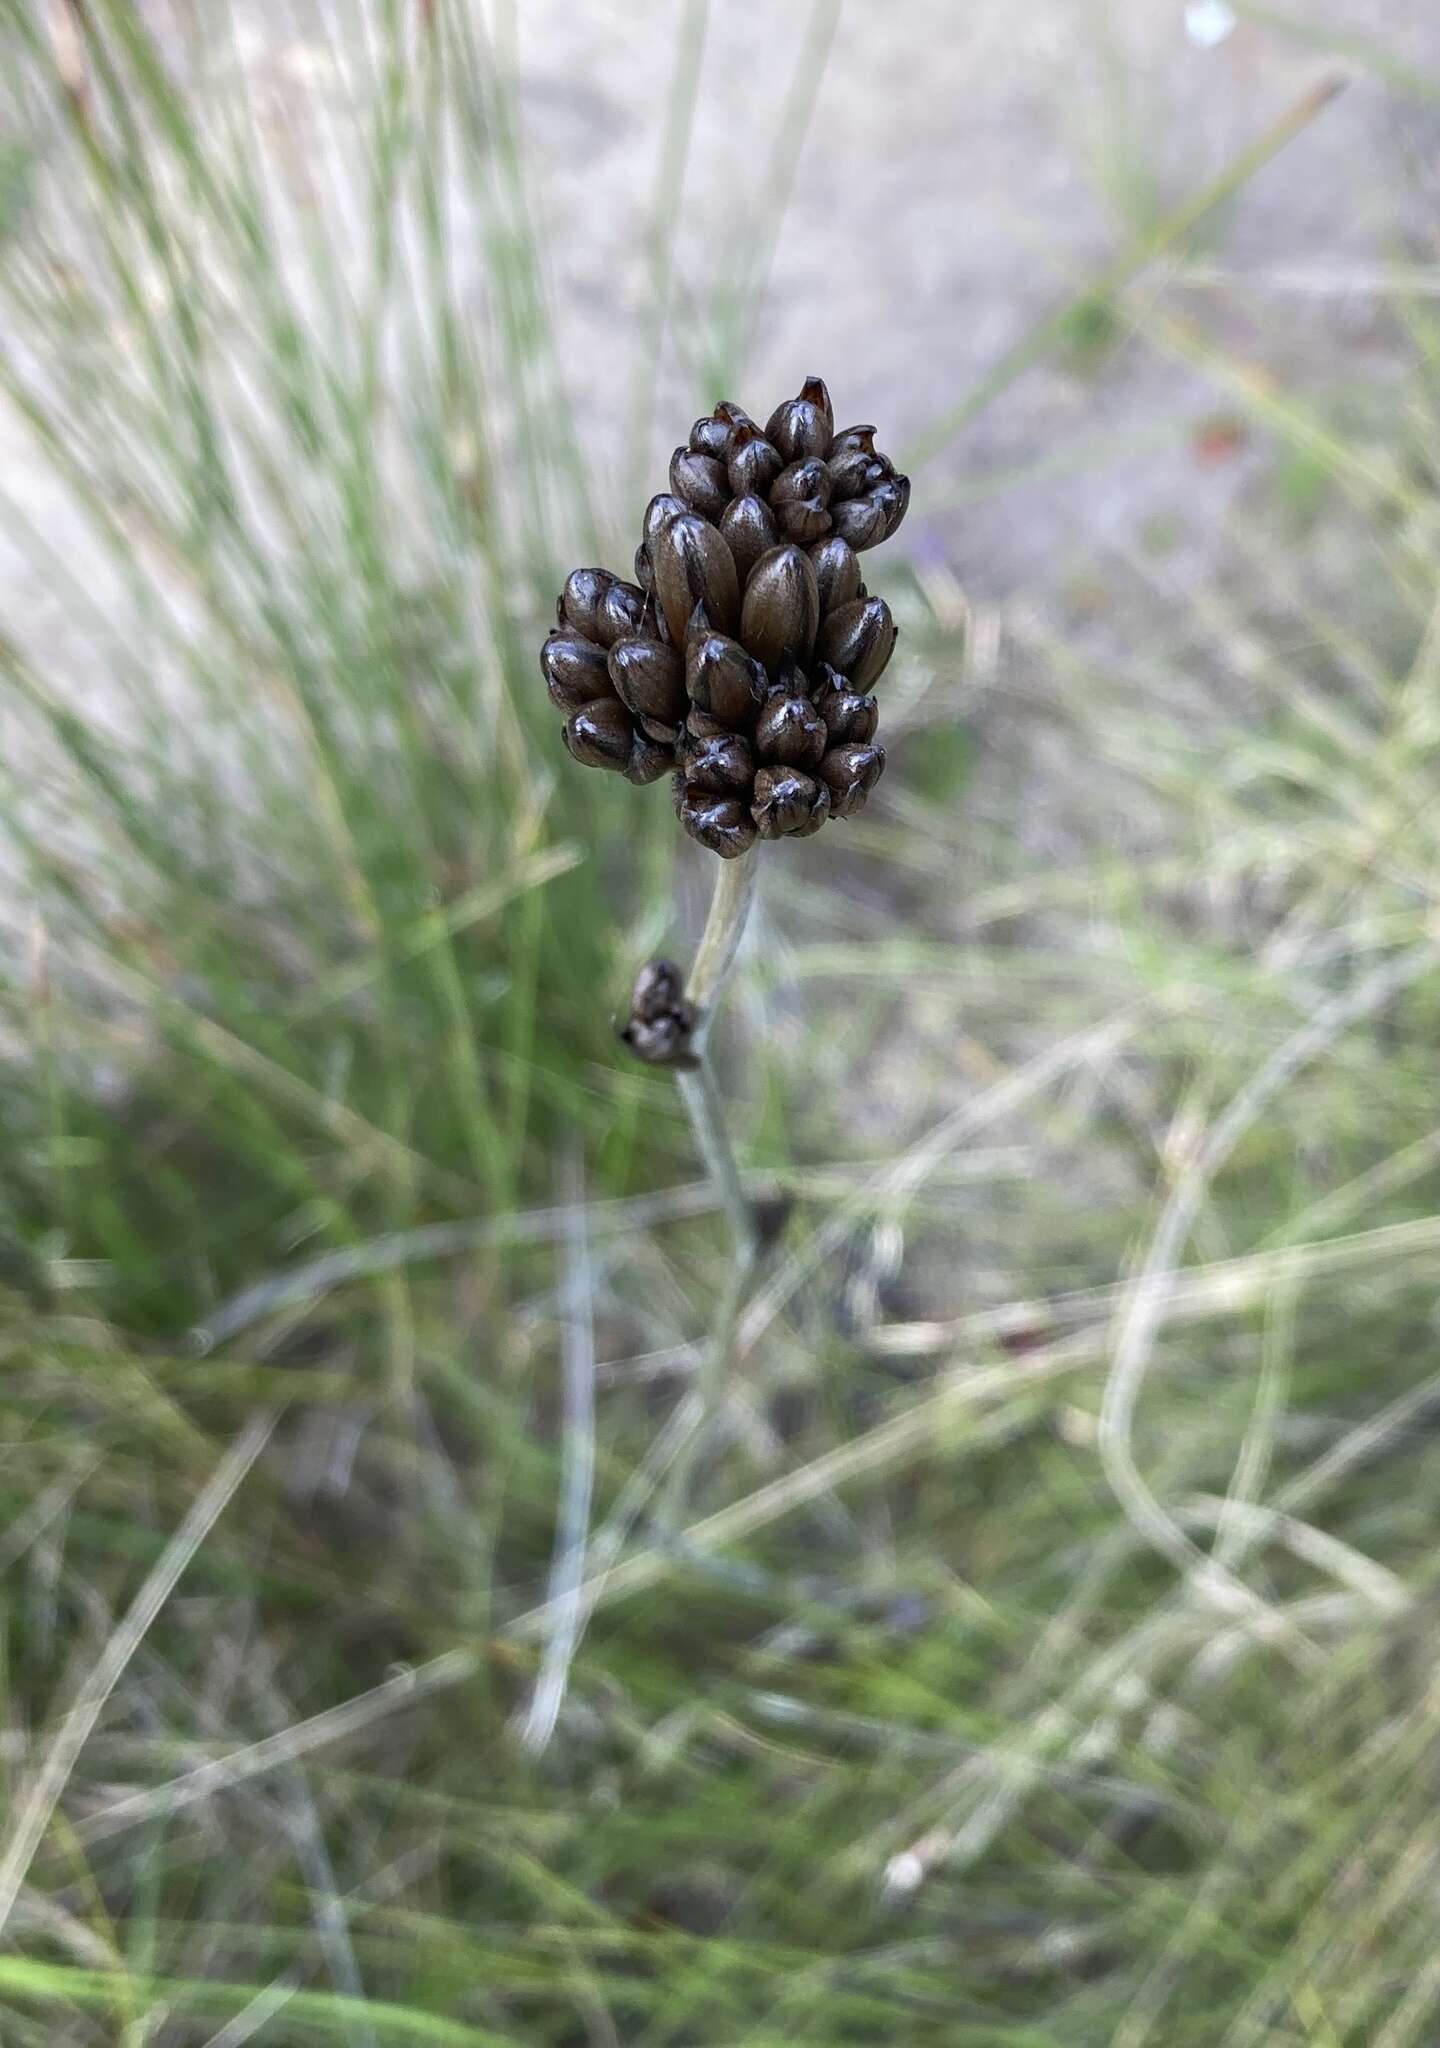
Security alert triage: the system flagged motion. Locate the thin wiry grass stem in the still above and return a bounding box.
[676,1060,754,1269]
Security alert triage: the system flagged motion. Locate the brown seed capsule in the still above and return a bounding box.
[684,704,731,740]
[718,494,779,586]
[713,400,754,430]
[563,696,635,773]
[633,541,654,592]
[827,424,878,460]
[740,544,819,669]
[754,674,828,768]
[689,414,734,461]
[809,535,863,618]
[652,514,740,643]
[826,449,887,502]
[608,636,686,726]
[669,447,731,523]
[751,766,830,839]
[686,628,766,727]
[770,458,832,543]
[775,496,832,544]
[625,733,675,786]
[681,729,755,794]
[797,374,834,429]
[595,579,649,647]
[558,566,615,637]
[830,493,890,551]
[765,392,832,464]
[542,631,615,714]
[620,957,698,1069]
[770,457,831,510]
[643,492,689,548]
[726,422,784,500]
[677,787,758,860]
[880,473,911,538]
[811,664,879,744]
[816,596,896,689]
[818,741,886,818]
[683,598,714,648]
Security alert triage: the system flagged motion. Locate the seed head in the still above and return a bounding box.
[544,377,911,852]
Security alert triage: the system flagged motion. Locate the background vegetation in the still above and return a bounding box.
[4,2,1440,2041]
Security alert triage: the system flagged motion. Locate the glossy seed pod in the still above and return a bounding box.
[740,545,820,669]
[643,492,688,547]
[681,729,755,794]
[542,631,615,714]
[563,696,635,772]
[594,579,648,647]
[608,636,686,726]
[686,628,766,727]
[827,449,888,501]
[830,493,890,551]
[689,414,734,461]
[766,392,831,463]
[816,596,896,690]
[669,447,731,522]
[652,514,740,643]
[809,535,863,617]
[683,599,716,648]
[770,455,833,543]
[754,664,828,768]
[775,495,831,544]
[684,704,732,740]
[558,566,615,637]
[718,494,779,585]
[751,766,830,839]
[798,374,833,423]
[880,473,911,538]
[626,733,677,785]
[811,664,879,744]
[827,424,878,460]
[726,422,784,500]
[620,956,698,1068]
[770,456,831,510]
[676,786,758,859]
[818,741,886,818]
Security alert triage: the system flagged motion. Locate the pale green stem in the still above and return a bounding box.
[678,846,762,1259]
[660,848,762,1527]
[687,848,762,1038]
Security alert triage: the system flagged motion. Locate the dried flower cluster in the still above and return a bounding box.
[541,377,908,857]
[617,957,698,1069]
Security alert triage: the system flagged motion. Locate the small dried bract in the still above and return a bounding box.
[542,377,909,855]
[618,957,699,1069]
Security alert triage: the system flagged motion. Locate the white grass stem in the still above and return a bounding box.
[520,1144,597,1754]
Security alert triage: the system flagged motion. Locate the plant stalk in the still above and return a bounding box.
[686,849,762,1047]
[661,848,762,1527]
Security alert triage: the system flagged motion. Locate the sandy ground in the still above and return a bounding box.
[517,0,1440,595]
[3,1,1440,718]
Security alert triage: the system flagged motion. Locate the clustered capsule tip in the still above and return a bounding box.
[541,376,908,855]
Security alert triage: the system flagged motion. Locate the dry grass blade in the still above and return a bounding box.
[1098,942,1436,1592]
[0,1410,276,1937]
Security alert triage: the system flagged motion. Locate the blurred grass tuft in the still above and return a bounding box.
[4,2,1440,2043]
